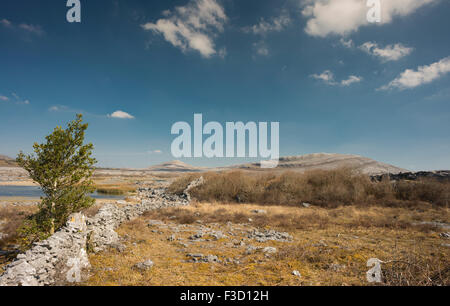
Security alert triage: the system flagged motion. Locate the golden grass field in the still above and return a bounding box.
[84,202,449,286]
[1,168,449,286]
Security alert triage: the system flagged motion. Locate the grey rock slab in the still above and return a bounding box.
[133,260,154,271]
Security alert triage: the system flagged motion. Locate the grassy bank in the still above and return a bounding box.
[169,169,449,208]
[95,185,136,196]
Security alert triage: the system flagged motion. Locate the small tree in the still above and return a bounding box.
[17,114,96,243]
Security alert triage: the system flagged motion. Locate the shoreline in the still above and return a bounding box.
[0,181,38,187]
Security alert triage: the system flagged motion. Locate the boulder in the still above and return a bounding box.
[133,260,154,271]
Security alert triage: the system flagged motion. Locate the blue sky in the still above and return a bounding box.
[0,0,449,170]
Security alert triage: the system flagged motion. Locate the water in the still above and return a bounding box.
[0,185,125,200]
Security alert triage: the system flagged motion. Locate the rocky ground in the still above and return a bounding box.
[0,167,34,186]
[84,201,449,286]
[1,176,449,286]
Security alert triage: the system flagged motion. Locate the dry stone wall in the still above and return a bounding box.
[0,178,203,286]
[371,171,450,182]
[0,213,89,286]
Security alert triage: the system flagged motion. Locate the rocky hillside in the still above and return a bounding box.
[0,155,17,167]
[146,160,205,172]
[0,153,408,175]
[230,153,407,176]
[372,170,450,182]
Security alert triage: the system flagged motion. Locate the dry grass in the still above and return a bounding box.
[95,184,136,196]
[144,202,448,232]
[0,160,18,167]
[0,205,37,249]
[84,203,449,286]
[382,253,449,286]
[169,169,450,208]
[0,205,38,272]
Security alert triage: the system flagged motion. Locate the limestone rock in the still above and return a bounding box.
[133,260,154,271]
[263,247,277,255]
[1,184,195,286]
[440,232,450,239]
[252,209,267,214]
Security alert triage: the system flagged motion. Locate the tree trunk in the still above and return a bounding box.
[50,182,57,235]
[50,218,55,235]
[50,199,55,235]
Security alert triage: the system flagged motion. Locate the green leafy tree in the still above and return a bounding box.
[17,114,96,243]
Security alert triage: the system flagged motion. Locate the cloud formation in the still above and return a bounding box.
[147,150,163,154]
[380,56,450,90]
[243,12,291,35]
[311,70,335,85]
[339,38,354,48]
[1,93,30,105]
[311,70,362,86]
[253,41,269,57]
[0,19,12,28]
[0,18,44,36]
[11,93,30,105]
[141,0,227,58]
[49,105,70,112]
[341,75,363,86]
[360,42,413,61]
[108,110,135,119]
[243,12,291,58]
[302,0,438,37]
[18,23,45,36]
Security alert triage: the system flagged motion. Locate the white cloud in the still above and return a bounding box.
[218,47,227,59]
[339,38,354,48]
[253,41,270,57]
[49,105,68,112]
[141,0,227,58]
[18,23,44,36]
[7,92,30,105]
[0,95,9,101]
[0,19,12,28]
[16,99,30,105]
[360,42,413,61]
[380,56,450,90]
[108,110,135,119]
[311,70,362,86]
[302,0,438,37]
[244,12,291,59]
[148,150,163,154]
[0,19,45,36]
[243,12,291,35]
[341,75,362,86]
[311,70,336,85]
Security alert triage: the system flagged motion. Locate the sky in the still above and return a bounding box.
[0,0,449,170]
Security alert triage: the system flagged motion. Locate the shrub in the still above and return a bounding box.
[16,114,96,246]
[169,168,449,208]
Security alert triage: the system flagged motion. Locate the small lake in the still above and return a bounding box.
[0,185,125,200]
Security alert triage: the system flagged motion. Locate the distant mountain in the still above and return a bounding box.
[145,154,407,175]
[227,153,407,176]
[0,155,18,167]
[1,153,407,175]
[146,160,206,172]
